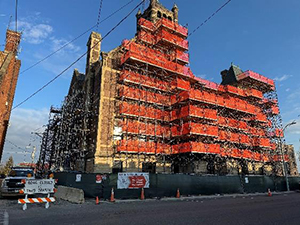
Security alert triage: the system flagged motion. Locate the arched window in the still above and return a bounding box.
[163,14,167,18]
[157,11,162,18]
[168,16,172,21]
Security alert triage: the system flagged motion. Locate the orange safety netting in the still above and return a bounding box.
[171,142,220,154]
[170,105,217,120]
[121,41,194,78]
[154,18,188,37]
[251,113,267,123]
[273,155,289,162]
[138,17,188,37]
[120,70,169,92]
[138,18,156,32]
[171,77,190,90]
[119,85,170,106]
[245,88,263,99]
[249,127,266,136]
[156,28,189,50]
[251,137,271,148]
[172,49,189,64]
[137,30,156,45]
[121,120,170,138]
[237,70,275,87]
[119,102,170,121]
[117,140,170,154]
[218,116,248,131]
[171,122,218,137]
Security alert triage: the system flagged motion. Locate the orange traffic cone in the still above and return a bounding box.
[268,188,272,197]
[176,188,180,198]
[96,196,99,204]
[140,188,145,200]
[110,188,115,202]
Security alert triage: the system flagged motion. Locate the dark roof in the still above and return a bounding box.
[221,63,243,85]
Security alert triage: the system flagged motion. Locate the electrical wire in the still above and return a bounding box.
[19,0,135,75]
[11,0,145,111]
[15,0,18,31]
[96,0,104,31]
[188,0,232,37]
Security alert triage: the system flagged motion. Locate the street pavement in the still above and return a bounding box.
[1,192,300,225]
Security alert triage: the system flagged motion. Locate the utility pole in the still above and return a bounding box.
[279,121,296,192]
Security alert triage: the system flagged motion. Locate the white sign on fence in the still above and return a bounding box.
[24,179,55,195]
[117,172,149,189]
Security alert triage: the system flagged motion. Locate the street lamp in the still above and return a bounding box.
[280,121,296,192]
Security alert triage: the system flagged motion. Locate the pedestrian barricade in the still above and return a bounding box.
[18,178,57,210]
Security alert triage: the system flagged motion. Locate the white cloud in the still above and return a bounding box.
[17,21,53,44]
[287,88,300,100]
[50,37,81,55]
[274,74,292,82]
[286,88,290,92]
[0,14,6,17]
[2,108,49,164]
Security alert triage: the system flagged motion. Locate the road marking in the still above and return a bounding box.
[0,210,9,225]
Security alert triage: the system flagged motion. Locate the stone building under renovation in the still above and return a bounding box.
[38,0,297,176]
[0,29,21,162]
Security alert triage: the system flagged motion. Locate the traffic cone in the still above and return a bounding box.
[110,188,115,202]
[96,196,99,204]
[268,188,272,197]
[140,188,145,200]
[176,188,180,198]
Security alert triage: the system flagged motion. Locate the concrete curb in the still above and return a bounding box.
[54,185,85,204]
[86,191,296,204]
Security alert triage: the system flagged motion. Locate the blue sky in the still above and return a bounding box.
[0,0,299,166]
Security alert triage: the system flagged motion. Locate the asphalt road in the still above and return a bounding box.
[1,193,300,225]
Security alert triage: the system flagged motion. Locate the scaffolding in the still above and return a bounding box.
[38,11,290,176]
[114,17,288,175]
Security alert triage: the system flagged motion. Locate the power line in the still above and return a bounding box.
[96,0,104,30]
[6,139,30,152]
[11,0,145,111]
[19,0,135,75]
[188,0,232,37]
[15,0,18,31]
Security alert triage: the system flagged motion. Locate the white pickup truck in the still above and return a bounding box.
[0,167,35,197]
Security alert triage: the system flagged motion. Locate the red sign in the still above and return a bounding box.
[96,175,102,183]
[128,176,146,188]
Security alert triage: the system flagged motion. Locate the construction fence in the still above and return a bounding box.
[54,172,300,199]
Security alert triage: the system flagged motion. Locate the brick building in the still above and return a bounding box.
[0,29,21,162]
[39,0,296,176]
